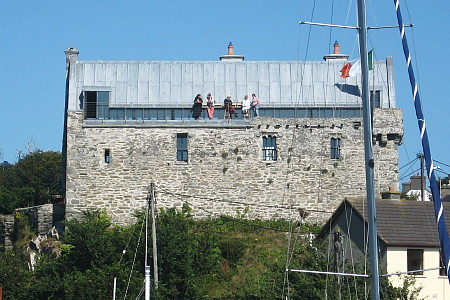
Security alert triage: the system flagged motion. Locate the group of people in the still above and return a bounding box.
[191,93,260,120]
[241,94,260,118]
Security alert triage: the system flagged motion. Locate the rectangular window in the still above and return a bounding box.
[177,133,188,162]
[262,136,277,161]
[84,91,109,119]
[407,249,424,275]
[104,149,110,164]
[330,138,341,159]
[370,90,381,109]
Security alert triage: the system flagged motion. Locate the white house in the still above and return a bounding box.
[318,196,450,299]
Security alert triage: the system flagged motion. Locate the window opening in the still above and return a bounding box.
[84,91,109,119]
[330,137,341,159]
[104,149,111,164]
[177,133,188,162]
[262,136,277,161]
[370,90,381,109]
[407,249,424,275]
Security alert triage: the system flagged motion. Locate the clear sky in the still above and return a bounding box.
[0,0,449,185]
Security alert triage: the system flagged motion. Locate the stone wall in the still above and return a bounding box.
[0,215,14,251]
[65,109,402,225]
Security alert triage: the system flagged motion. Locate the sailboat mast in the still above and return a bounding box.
[145,187,151,300]
[356,0,381,299]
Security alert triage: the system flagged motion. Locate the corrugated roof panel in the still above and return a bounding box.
[246,63,259,82]
[94,63,107,86]
[235,64,247,84]
[180,79,192,104]
[269,81,281,105]
[117,63,128,83]
[83,63,95,86]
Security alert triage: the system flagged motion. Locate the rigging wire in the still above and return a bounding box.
[434,160,450,170]
[399,156,418,170]
[399,167,420,181]
[343,202,361,298]
[123,215,145,300]
[282,126,300,300]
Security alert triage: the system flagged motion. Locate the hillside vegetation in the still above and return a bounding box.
[0,206,421,299]
[0,150,421,299]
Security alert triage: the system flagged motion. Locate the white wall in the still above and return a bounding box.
[387,246,448,300]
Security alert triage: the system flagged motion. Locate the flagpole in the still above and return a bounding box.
[356,0,381,299]
[372,50,375,110]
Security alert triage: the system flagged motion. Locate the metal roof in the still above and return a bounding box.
[69,58,396,109]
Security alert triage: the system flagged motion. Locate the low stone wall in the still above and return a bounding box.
[0,215,14,251]
[0,204,65,250]
[15,204,65,235]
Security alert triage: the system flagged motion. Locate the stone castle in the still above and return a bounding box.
[63,43,403,225]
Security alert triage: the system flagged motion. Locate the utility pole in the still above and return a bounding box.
[150,183,159,289]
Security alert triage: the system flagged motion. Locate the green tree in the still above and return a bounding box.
[0,150,62,213]
[0,251,34,299]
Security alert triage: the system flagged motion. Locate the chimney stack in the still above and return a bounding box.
[228,42,234,55]
[381,186,401,201]
[333,41,340,54]
[220,42,244,61]
[323,41,349,61]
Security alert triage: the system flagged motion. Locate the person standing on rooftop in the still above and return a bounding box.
[251,94,260,117]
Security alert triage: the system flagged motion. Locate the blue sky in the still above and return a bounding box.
[0,0,449,184]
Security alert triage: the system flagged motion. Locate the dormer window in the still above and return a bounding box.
[84,90,110,119]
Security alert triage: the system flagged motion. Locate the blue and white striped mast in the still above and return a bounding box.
[393,0,450,281]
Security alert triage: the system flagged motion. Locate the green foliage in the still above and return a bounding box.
[12,211,37,248]
[62,210,119,271]
[154,207,221,299]
[0,186,34,214]
[381,276,425,300]
[1,207,422,299]
[0,251,33,299]
[0,150,62,213]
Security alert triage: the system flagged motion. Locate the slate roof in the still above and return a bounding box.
[320,198,450,247]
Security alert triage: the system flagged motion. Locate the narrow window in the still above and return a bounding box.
[331,138,341,159]
[84,91,109,119]
[262,136,277,161]
[104,149,110,164]
[407,249,424,275]
[177,133,188,162]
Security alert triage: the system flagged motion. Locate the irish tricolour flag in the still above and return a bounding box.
[340,50,374,78]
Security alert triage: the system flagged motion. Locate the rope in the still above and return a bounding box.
[123,215,145,300]
[393,0,450,282]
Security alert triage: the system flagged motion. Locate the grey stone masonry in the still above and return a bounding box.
[65,108,402,225]
[15,204,65,235]
[0,215,14,251]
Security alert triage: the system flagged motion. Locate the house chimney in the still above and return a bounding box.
[65,47,79,61]
[441,184,450,202]
[381,186,401,200]
[228,42,234,55]
[323,41,349,61]
[220,42,244,61]
[333,41,340,54]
